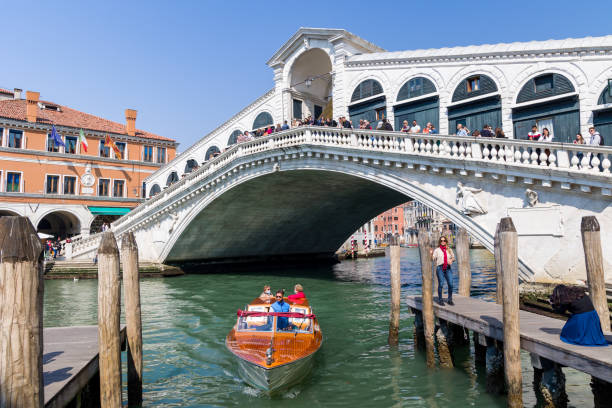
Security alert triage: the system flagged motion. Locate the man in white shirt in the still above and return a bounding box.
[409,120,421,133]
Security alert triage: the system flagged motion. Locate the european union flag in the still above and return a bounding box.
[51,125,65,148]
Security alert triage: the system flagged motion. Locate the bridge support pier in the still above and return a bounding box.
[450,322,469,346]
[591,377,612,408]
[485,336,505,394]
[473,332,486,367]
[532,354,567,408]
[411,308,425,351]
[435,319,454,368]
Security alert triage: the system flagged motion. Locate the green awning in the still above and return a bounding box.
[88,206,132,216]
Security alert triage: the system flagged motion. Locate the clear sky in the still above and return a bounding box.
[1,0,611,151]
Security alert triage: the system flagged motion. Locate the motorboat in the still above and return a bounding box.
[225,295,322,392]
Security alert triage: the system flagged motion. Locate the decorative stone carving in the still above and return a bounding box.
[525,189,539,207]
[273,163,280,172]
[81,164,95,187]
[168,211,179,234]
[456,182,487,215]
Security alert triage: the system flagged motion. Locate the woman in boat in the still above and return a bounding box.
[550,285,609,346]
[259,285,274,300]
[288,284,305,302]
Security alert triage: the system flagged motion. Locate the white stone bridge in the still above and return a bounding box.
[69,127,612,282]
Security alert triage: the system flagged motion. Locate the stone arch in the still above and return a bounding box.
[36,209,81,238]
[287,47,333,103]
[348,72,391,103]
[284,46,333,89]
[586,65,612,108]
[509,64,585,106]
[184,158,199,174]
[227,129,242,146]
[394,71,443,102]
[0,208,22,217]
[166,171,179,186]
[157,160,533,280]
[149,183,161,197]
[442,65,508,106]
[252,112,274,130]
[204,145,221,161]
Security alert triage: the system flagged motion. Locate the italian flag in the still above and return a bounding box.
[79,129,88,153]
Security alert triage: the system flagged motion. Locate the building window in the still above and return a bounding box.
[157,147,166,164]
[8,130,23,148]
[467,76,480,93]
[115,142,126,160]
[143,145,153,162]
[113,180,125,197]
[98,178,110,196]
[375,107,385,120]
[409,77,423,93]
[6,172,21,192]
[99,140,110,158]
[47,134,61,152]
[65,136,78,154]
[46,175,60,194]
[0,128,3,146]
[534,74,554,93]
[64,176,76,195]
[292,99,303,120]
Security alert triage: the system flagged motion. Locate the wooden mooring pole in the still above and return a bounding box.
[388,238,401,346]
[580,216,610,332]
[417,228,435,367]
[0,216,44,408]
[456,228,471,297]
[494,223,503,305]
[98,231,122,407]
[122,232,143,406]
[499,217,522,408]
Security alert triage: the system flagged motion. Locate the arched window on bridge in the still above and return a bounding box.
[228,129,242,146]
[252,112,273,131]
[205,146,220,161]
[184,159,198,174]
[594,83,612,140]
[166,171,179,187]
[512,73,578,143]
[394,77,438,131]
[349,79,386,126]
[149,184,161,197]
[448,74,501,136]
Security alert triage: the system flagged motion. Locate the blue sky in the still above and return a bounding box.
[1,0,611,150]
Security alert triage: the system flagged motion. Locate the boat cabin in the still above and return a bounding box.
[237,297,314,334]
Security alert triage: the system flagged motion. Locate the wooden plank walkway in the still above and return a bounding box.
[43,325,126,408]
[406,295,612,382]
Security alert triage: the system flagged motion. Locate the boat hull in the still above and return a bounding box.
[236,353,315,392]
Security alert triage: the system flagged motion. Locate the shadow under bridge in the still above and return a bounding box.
[165,170,408,263]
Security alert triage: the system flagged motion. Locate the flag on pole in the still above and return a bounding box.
[51,125,65,148]
[104,134,122,160]
[78,129,88,153]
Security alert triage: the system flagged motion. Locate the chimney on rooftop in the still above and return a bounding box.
[13,88,22,100]
[26,91,40,123]
[125,109,137,136]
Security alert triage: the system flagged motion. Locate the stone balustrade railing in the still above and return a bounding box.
[69,126,612,259]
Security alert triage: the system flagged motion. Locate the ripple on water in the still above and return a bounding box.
[44,249,594,407]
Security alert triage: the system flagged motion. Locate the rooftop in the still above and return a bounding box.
[0,98,175,142]
[348,35,612,63]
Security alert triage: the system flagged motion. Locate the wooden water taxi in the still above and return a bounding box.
[225,296,322,392]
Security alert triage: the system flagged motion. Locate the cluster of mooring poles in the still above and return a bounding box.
[386,216,611,408]
[0,216,143,407]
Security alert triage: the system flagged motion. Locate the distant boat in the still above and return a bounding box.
[225,296,322,392]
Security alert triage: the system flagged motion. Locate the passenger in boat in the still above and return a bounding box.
[288,284,305,302]
[431,236,455,306]
[550,285,610,346]
[272,290,290,330]
[259,285,274,300]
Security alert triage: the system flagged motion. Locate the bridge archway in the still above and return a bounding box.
[205,146,221,161]
[37,210,81,239]
[288,48,333,120]
[184,159,199,174]
[149,183,161,197]
[349,79,386,126]
[228,130,242,146]
[0,209,20,218]
[394,76,439,131]
[448,73,501,133]
[166,171,179,186]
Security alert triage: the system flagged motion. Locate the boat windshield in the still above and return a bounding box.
[236,315,273,332]
[278,315,313,334]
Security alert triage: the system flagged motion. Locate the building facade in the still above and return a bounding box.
[144,28,612,193]
[0,89,177,237]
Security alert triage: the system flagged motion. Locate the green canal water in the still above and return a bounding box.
[44,248,593,407]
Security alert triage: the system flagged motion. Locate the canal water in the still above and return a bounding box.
[44,248,593,407]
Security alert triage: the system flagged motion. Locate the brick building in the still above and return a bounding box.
[0,88,177,237]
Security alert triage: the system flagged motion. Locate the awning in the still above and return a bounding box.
[88,206,132,216]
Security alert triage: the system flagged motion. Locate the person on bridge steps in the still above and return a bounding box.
[431,237,455,306]
[550,285,610,346]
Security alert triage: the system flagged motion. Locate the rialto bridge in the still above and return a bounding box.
[68,126,612,283]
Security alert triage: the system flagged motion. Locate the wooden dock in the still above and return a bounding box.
[406,295,612,382]
[43,325,126,407]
